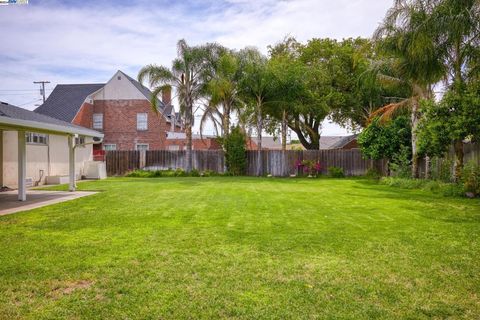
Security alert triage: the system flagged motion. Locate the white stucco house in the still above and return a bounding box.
[0,101,104,201]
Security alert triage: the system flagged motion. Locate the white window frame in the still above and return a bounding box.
[75,135,86,147]
[93,113,103,130]
[136,143,149,151]
[103,144,117,151]
[26,132,48,145]
[137,113,148,131]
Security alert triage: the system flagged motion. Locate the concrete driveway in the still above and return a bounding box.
[0,190,97,216]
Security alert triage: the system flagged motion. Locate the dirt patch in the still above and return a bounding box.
[50,280,94,298]
[0,186,13,192]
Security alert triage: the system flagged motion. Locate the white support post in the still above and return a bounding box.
[17,131,26,201]
[68,135,76,192]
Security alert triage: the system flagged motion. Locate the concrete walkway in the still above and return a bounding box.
[0,190,97,216]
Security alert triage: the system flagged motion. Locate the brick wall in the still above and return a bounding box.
[165,137,222,150]
[90,100,170,150]
[72,102,94,127]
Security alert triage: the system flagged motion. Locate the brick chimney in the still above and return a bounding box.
[162,86,172,106]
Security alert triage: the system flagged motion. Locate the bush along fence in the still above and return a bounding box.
[106,149,386,177]
[417,143,480,180]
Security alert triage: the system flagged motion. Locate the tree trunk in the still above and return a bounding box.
[281,110,287,151]
[185,125,193,172]
[424,155,430,179]
[411,99,420,178]
[453,139,464,182]
[256,101,263,177]
[223,103,231,137]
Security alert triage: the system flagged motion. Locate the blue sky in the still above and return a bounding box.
[0,0,393,135]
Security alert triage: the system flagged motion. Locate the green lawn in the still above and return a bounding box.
[1,177,479,319]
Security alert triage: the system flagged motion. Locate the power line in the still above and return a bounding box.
[33,81,50,103]
[0,89,53,92]
[17,98,43,107]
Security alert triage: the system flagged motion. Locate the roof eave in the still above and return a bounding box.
[0,116,104,138]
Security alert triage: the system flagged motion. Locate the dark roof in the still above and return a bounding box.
[0,101,102,135]
[34,70,177,124]
[319,136,344,149]
[330,134,358,149]
[34,83,104,122]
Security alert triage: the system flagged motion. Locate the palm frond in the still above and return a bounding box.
[368,98,412,123]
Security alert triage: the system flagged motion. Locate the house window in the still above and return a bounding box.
[103,144,117,151]
[75,135,86,146]
[136,143,149,151]
[26,132,48,145]
[93,113,103,129]
[168,145,180,151]
[137,113,148,131]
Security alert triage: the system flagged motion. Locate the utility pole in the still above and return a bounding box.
[33,81,50,103]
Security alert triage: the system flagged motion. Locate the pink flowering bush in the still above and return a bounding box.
[296,159,322,177]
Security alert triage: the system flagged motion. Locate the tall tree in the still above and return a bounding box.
[138,39,212,171]
[373,0,445,178]
[201,51,243,138]
[237,48,273,176]
[433,0,480,178]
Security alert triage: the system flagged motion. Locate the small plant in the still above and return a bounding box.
[462,161,480,198]
[389,145,411,178]
[301,160,322,177]
[152,170,162,177]
[295,159,321,177]
[365,168,381,180]
[202,170,215,177]
[223,126,247,176]
[190,169,200,177]
[328,166,344,178]
[430,157,453,182]
[174,168,186,177]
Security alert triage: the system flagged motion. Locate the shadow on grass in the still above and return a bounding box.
[351,180,480,223]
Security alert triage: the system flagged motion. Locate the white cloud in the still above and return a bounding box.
[0,0,392,135]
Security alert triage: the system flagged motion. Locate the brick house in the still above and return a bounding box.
[35,70,182,154]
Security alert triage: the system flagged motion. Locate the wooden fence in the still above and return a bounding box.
[418,143,480,178]
[106,149,385,177]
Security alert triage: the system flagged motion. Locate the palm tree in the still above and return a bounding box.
[237,48,272,176]
[434,0,480,179]
[138,39,211,172]
[372,0,445,178]
[201,52,243,138]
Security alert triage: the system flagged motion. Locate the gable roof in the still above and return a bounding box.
[34,70,182,127]
[119,71,166,110]
[0,101,103,137]
[320,135,358,149]
[34,83,104,122]
[330,134,358,149]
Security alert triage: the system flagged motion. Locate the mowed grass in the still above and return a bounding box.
[1,177,480,319]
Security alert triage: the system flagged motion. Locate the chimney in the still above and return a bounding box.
[162,86,172,106]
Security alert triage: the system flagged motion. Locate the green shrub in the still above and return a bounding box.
[328,166,345,178]
[125,169,224,178]
[125,170,154,178]
[462,161,480,197]
[190,169,200,177]
[379,177,464,197]
[174,168,186,177]
[430,158,453,183]
[223,126,246,176]
[202,170,212,177]
[365,168,381,180]
[389,145,411,178]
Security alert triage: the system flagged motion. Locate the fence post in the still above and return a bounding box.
[139,150,146,169]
